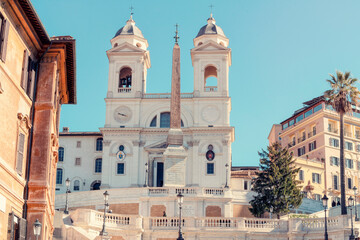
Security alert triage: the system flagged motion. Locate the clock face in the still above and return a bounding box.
[114,106,132,123]
[201,105,220,123]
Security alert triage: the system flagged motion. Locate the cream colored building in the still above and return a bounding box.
[269,96,360,207]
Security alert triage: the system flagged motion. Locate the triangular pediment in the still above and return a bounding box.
[107,42,145,54]
[192,41,228,52]
[144,140,168,150]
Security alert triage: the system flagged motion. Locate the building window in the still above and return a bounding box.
[329,138,339,147]
[289,119,294,126]
[73,180,80,191]
[297,146,305,156]
[333,175,338,190]
[16,133,25,175]
[309,141,316,151]
[244,180,248,190]
[330,156,339,166]
[150,116,157,127]
[151,112,184,128]
[313,104,322,113]
[348,178,353,189]
[299,170,304,181]
[96,138,103,151]
[356,144,360,152]
[282,122,288,130]
[0,13,9,61]
[58,147,64,162]
[312,173,321,184]
[56,168,63,184]
[75,158,81,166]
[95,158,102,173]
[204,65,218,92]
[345,142,353,151]
[207,163,214,174]
[117,163,125,174]
[358,161,360,171]
[313,194,321,201]
[76,141,81,148]
[119,67,132,89]
[304,109,313,118]
[346,159,354,169]
[296,114,304,123]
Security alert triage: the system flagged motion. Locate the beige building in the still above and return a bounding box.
[0,0,76,239]
[269,96,360,207]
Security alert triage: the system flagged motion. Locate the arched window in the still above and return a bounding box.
[56,168,63,184]
[119,67,132,91]
[90,180,101,190]
[96,138,103,151]
[95,158,102,173]
[58,147,64,162]
[204,65,218,92]
[73,180,80,191]
[150,112,184,128]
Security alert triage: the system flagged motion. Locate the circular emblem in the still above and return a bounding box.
[206,150,215,161]
[208,144,213,150]
[119,145,125,151]
[116,151,126,160]
[201,105,220,123]
[114,106,132,123]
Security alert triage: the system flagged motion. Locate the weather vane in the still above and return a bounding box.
[174,23,179,44]
[130,5,134,16]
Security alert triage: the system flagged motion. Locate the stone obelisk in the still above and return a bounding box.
[163,25,187,187]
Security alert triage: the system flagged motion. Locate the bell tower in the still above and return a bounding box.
[191,14,231,97]
[106,15,151,99]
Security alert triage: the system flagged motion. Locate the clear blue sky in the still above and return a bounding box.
[32,0,360,167]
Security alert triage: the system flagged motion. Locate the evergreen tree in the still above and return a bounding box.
[249,142,302,219]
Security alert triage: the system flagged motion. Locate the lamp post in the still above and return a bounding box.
[353,186,359,221]
[144,162,148,187]
[269,206,273,219]
[224,163,229,188]
[64,178,70,214]
[322,195,328,240]
[177,192,184,240]
[99,191,109,236]
[349,196,355,240]
[33,219,42,240]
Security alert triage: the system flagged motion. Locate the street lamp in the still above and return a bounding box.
[144,162,148,187]
[33,219,42,240]
[322,195,328,240]
[177,192,184,240]
[349,196,355,240]
[353,186,359,221]
[99,191,109,236]
[64,178,70,214]
[224,163,229,188]
[269,206,273,219]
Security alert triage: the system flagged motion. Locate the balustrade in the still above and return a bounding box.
[118,87,131,93]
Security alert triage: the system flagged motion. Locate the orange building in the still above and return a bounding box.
[269,96,360,207]
[0,0,76,239]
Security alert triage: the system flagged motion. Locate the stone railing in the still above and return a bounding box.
[143,93,193,99]
[118,87,131,93]
[147,187,225,197]
[204,86,217,92]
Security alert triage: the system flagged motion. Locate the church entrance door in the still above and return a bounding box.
[156,162,164,187]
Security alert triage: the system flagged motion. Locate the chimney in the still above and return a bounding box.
[62,127,69,132]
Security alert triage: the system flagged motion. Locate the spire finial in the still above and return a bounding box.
[129,5,134,19]
[209,4,214,17]
[174,23,179,44]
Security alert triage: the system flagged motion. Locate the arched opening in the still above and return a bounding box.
[119,67,132,92]
[204,65,218,92]
[96,138,103,151]
[219,42,225,46]
[150,112,184,128]
[198,42,203,46]
[73,180,80,191]
[136,42,142,48]
[90,180,101,190]
[114,43,118,48]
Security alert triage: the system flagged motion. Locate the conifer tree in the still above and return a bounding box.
[249,142,302,219]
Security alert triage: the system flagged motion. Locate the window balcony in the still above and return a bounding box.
[345,131,352,138]
[355,134,360,140]
[288,141,296,148]
[308,131,316,138]
[328,127,338,134]
[298,136,306,144]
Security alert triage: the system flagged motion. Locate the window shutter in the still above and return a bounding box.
[314,141,316,149]
[20,51,29,90]
[297,148,300,156]
[319,175,321,184]
[312,173,315,183]
[329,138,332,146]
[19,218,27,240]
[0,19,10,62]
[27,61,36,99]
[330,157,333,166]
[7,212,14,240]
[16,133,25,175]
[308,143,311,151]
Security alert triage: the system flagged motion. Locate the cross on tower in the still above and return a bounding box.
[129,5,134,16]
[174,23,179,44]
[209,4,214,16]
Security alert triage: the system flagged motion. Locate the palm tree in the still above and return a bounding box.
[325,71,360,215]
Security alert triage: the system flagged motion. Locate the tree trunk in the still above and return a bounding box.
[340,112,347,215]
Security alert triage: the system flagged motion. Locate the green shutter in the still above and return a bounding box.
[0,19,9,62]
[16,133,25,175]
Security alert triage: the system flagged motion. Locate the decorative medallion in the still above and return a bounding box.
[116,150,126,161]
[206,150,215,161]
[201,105,220,123]
[114,106,132,123]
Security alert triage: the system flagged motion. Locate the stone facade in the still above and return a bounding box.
[0,1,76,239]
